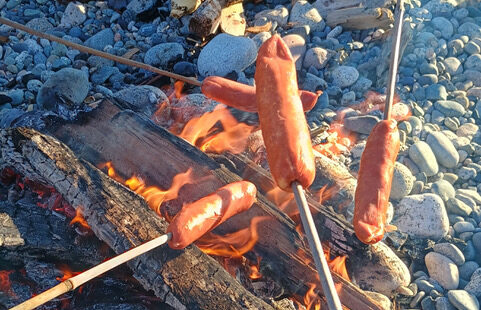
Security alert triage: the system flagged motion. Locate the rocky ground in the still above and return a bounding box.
[2,0,481,309]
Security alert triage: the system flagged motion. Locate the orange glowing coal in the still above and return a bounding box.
[173,81,184,99]
[70,207,90,230]
[248,257,262,280]
[56,264,81,282]
[177,106,254,154]
[99,162,194,217]
[195,216,267,258]
[313,122,355,158]
[0,270,15,297]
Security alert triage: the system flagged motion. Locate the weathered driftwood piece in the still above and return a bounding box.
[326,7,394,30]
[0,128,274,310]
[41,99,407,308]
[313,0,393,17]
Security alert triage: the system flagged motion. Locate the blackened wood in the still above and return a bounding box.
[0,127,274,310]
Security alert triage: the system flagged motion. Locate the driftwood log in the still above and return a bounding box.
[326,7,394,30]
[0,127,274,310]
[35,99,407,307]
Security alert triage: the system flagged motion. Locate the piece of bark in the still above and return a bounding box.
[0,128,275,310]
[220,2,246,36]
[326,7,394,30]
[171,0,203,18]
[41,99,405,308]
[189,0,243,37]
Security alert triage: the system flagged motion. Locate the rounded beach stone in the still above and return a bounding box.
[425,252,459,290]
[409,141,439,176]
[390,162,415,200]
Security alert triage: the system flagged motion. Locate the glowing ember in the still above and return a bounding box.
[177,106,254,154]
[173,81,184,99]
[195,216,267,258]
[304,283,321,310]
[248,257,262,280]
[313,122,354,158]
[100,163,194,217]
[70,207,91,230]
[0,270,15,297]
[56,264,81,282]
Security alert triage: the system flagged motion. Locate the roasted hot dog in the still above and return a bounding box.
[167,180,257,249]
[202,76,321,112]
[254,35,316,191]
[353,119,400,244]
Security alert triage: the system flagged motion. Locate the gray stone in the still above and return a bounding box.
[465,42,481,55]
[426,84,448,101]
[37,68,89,110]
[114,86,168,115]
[25,18,53,32]
[457,123,479,140]
[421,63,439,75]
[392,194,449,240]
[144,43,184,69]
[464,70,481,87]
[289,0,325,32]
[472,232,481,253]
[252,32,271,50]
[60,2,87,27]
[444,57,464,75]
[26,79,42,93]
[460,262,479,280]
[91,66,118,85]
[343,115,379,135]
[332,66,359,88]
[458,167,477,180]
[254,7,289,27]
[422,0,457,15]
[303,47,332,70]
[84,28,114,51]
[126,0,156,14]
[456,189,481,204]
[432,17,454,39]
[435,100,466,117]
[447,290,479,310]
[433,243,465,266]
[391,162,415,200]
[459,22,481,38]
[432,180,456,202]
[409,141,439,176]
[198,34,257,77]
[301,73,327,92]
[468,87,481,98]
[465,268,481,298]
[282,34,306,70]
[454,221,476,234]
[436,296,456,310]
[426,252,459,290]
[426,131,460,168]
[465,54,481,71]
[363,291,391,310]
[446,198,473,217]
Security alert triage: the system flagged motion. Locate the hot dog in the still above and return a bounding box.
[254,35,316,191]
[353,119,400,244]
[167,180,257,249]
[202,76,321,112]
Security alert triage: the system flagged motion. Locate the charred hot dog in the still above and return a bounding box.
[353,119,400,244]
[167,180,257,249]
[254,35,316,191]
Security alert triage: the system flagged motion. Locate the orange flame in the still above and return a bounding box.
[195,216,267,258]
[177,106,254,154]
[0,270,15,297]
[248,257,262,280]
[355,91,411,121]
[100,162,194,217]
[70,207,90,230]
[174,81,184,99]
[56,264,81,282]
[304,283,321,310]
[314,122,355,157]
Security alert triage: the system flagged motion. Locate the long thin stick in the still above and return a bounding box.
[383,0,405,120]
[0,17,202,87]
[9,233,172,310]
[292,181,342,310]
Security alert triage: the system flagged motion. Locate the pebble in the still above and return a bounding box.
[126,0,156,14]
[472,232,481,253]
[435,296,456,310]
[426,132,459,168]
[459,22,481,39]
[254,7,289,27]
[446,198,473,217]
[426,84,448,101]
[457,123,479,140]
[252,32,272,50]
[303,47,332,70]
[444,57,463,75]
[425,252,459,290]
[460,262,480,281]
[454,221,476,234]
[447,290,479,310]
[363,291,392,310]
[465,42,481,55]
[433,243,465,266]
[144,43,184,69]
[60,2,87,27]
[435,100,466,117]
[84,28,114,51]
[392,194,449,240]
[432,180,456,202]
[36,68,89,110]
[25,18,53,32]
[409,141,439,176]
[422,0,457,15]
[465,54,481,71]
[289,0,324,32]
[457,189,481,204]
[282,34,306,70]
[343,115,379,135]
[197,34,257,77]
[113,85,168,115]
[331,66,359,88]
[91,66,118,85]
[390,162,415,200]
[432,17,454,39]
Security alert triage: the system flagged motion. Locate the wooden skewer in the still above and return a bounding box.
[0,17,203,87]
[9,233,172,310]
[383,0,405,121]
[292,181,343,310]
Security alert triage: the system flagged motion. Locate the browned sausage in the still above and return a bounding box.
[201,76,321,112]
[167,181,257,249]
[353,119,400,244]
[254,35,316,191]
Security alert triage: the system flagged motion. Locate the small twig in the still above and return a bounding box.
[9,233,172,310]
[0,17,203,87]
[383,0,405,121]
[292,181,343,310]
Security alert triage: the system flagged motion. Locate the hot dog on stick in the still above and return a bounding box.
[10,181,257,310]
[254,35,342,310]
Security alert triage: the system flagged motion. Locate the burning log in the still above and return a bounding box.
[10,99,411,307]
[0,128,273,310]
